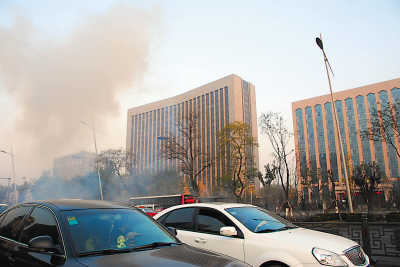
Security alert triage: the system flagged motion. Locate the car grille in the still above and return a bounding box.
[344,246,366,266]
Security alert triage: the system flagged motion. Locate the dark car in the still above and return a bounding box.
[0,199,248,267]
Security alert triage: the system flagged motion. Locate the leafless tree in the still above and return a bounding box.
[361,102,400,158]
[259,112,294,211]
[160,112,211,195]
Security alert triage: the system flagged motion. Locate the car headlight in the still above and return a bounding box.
[312,247,348,266]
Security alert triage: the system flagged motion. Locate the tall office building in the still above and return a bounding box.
[292,78,400,203]
[126,74,259,195]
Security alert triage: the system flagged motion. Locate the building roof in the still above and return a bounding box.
[292,77,400,107]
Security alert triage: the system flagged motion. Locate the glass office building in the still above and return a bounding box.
[292,78,400,202]
[127,74,259,195]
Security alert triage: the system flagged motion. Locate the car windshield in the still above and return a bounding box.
[63,208,177,255]
[225,206,297,233]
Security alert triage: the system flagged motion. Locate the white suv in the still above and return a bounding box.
[154,203,369,267]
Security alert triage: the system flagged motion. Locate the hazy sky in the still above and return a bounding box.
[0,0,399,183]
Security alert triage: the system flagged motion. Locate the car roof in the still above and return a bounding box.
[24,199,130,211]
[171,202,254,209]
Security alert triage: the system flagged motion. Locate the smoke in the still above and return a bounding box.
[0,5,160,178]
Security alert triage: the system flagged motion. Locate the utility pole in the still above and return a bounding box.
[81,121,103,200]
[315,35,354,213]
[1,148,18,204]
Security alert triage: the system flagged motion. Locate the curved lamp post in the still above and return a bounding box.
[315,35,354,213]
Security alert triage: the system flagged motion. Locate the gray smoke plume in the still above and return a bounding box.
[0,5,160,178]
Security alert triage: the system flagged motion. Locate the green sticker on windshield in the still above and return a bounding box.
[67,216,78,226]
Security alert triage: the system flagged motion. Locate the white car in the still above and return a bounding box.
[154,203,369,267]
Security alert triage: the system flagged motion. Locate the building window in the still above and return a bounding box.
[356,95,372,164]
[335,100,348,174]
[324,102,339,181]
[224,87,230,172]
[296,108,307,179]
[379,90,398,177]
[215,90,220,183]
[305,106,317,182]
[345,98,360,168]
[220,89,225,175]
[157,109,160,172]
[367,93,386,173]
[202,94,206,184]
[206,93,210,188]
[314,105,327,180]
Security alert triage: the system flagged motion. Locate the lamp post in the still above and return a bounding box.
[315,35,354,213]
[1,149,17,204]
[80,121,103,200]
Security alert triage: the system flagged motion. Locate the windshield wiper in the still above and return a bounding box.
[79,248,132,257]
[255,226,297,233]
[79,242,181,257]
[132,242,181,250]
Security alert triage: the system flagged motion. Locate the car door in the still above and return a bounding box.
[160,207,198,247]
[0,205,32,267]
[14,206,66,267]
[193,207,245,262]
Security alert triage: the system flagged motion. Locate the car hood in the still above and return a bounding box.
[76,244,247,267]
[257,227,358,254]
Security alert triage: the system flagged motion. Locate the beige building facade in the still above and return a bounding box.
[292,78,400,204]
[126,74,259,195]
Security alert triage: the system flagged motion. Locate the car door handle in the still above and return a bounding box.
[194,237,207,244]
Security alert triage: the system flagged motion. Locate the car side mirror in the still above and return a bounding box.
[167,227,178,236]
[220,226,237,237]
[28,235,57,252]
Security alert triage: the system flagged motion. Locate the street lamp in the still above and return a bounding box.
[0,149,17,204]
[80,121,103,200]
[315,35,354,213]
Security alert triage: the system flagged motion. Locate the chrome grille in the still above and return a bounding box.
[344,246,366,266]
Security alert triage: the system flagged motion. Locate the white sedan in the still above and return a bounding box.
[154,203,369,267]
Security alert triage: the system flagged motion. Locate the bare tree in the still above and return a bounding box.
[217,121,258,201]
[160,112,211,195]
[259,112,294,211]
[361,102,400,158]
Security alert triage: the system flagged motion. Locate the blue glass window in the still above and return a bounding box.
[391,88,400,130]
[324,102,339,180]
[314,105,327,181]
[296,108,307,179]
[225,87,230,172]
[356,96,372,164]
[202,94,205,184]
[379,90,398,177]
[215,90,220,183]
[160,108,165,170]
[210,92,215,188]
[367,93,386,172]
[220,89,225,176]
[345,98,360,168]
[157,109,160,172]
[305,106,317,183]
[335,100,348,174]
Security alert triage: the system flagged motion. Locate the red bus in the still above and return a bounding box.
[129,194,196,211]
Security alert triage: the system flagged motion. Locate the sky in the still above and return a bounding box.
[0,0,399,183]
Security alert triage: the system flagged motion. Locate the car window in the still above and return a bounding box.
[20,206,63,249]
[63,208,176,254]
[225,206,296,233]
[0,205,32,241]
[196,208,235,235]
[163,208,195,231]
